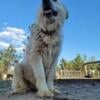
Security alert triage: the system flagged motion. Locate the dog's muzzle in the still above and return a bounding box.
[42,0,58,17]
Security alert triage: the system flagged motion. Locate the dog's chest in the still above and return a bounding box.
[36,32,61,67]
[36,32,61,53]
[43,34,59,46]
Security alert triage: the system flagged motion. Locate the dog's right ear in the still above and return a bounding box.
[65,6,69,20]
[66,10,69,20]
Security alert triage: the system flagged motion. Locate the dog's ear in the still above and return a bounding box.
[66,9,69,19]
[62,4,69,20]
[64,6,69,19]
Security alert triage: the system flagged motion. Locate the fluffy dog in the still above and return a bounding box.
[12,0,68,97]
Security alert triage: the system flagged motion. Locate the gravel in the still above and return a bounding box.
[0,79,100,100]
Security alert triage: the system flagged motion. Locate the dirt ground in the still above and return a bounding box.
[0,79,100,100]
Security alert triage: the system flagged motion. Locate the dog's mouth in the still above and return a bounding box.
[42,0,58,17]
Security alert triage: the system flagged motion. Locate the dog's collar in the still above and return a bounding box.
[41,29,56,36]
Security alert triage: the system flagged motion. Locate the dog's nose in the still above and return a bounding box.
[42,0,52,11]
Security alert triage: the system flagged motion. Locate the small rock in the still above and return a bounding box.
[54,94,76,100]
[91,83,95,86]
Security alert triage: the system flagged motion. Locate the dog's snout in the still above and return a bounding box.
[43,9,58,17]
[42,0,58,17]
[43,10,52,17]
[42,0,53,18]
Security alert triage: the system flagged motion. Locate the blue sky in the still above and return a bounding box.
[0,0,100,60]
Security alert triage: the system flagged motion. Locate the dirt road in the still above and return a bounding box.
[0,79,100,100]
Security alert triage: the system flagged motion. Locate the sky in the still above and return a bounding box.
[0,0,100,61]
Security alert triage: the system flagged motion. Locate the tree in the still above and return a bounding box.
[2,45,16,66]
[0,52,4,79]
[0,45,17,79]
[59,58,76,70]
[72,54,84,70]
[59,58,67,69]
[97,64,100,71]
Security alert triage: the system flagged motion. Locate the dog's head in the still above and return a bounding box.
[38,0,68,32]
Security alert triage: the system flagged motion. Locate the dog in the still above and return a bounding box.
[12,0,68,97]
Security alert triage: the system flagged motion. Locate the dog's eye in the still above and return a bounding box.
[53,0,57,2]
[53,10,58,16]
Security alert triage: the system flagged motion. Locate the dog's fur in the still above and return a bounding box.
[12,0,68,97]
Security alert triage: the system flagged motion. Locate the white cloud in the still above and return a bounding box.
[15,44,26,52]
[6,27,25,35]
[0,26,28,51]
[0,41,10,48]
[0,27,27,42]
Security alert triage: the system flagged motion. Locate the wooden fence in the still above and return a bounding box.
[56,69,100,79]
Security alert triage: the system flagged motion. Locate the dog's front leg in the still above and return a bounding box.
[47,57,61,94]
[29,55,53,97]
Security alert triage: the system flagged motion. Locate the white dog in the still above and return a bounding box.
[12,0,68,97]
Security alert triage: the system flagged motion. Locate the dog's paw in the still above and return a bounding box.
[37,90,54,97]
[50,88,61,94]
[10,89,27,95]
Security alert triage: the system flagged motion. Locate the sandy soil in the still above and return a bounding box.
[0,79,100,100]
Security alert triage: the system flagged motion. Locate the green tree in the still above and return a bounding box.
[0,45,17,79]
[0,52,4,79]
[2,45,16,66]
[72,54,84,70]
[59,58,67,69]
[97,64,100,71]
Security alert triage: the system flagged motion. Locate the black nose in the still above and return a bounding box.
[42,0,52,11]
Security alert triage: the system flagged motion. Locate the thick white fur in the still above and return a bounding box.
[12,0,68,97]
